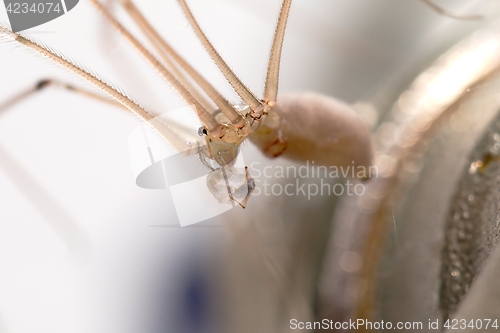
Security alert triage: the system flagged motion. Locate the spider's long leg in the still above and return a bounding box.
[419,0,482,20]
[0,80,118,253]
[0,79,123,115]
[0,25,190,153]
[89,0,223,135]
[0,142,90,253]
[1,79,206,159]
[264,0,292,107]
[0,84,38,115]
[177,0,264,116]
[121,0,245,127]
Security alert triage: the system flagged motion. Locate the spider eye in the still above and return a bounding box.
[198,127,208,136]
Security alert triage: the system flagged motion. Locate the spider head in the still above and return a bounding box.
[199,126,241,166]
[207,140,241,167]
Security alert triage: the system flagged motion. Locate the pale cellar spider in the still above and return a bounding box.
[4,0,376,212]
[0,0,495,332]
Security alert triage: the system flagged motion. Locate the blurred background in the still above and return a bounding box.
[1,0,500,332]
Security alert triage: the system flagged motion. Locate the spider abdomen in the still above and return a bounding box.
[250,92,373,176]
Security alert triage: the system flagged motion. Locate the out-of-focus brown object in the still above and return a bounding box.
[319,19,500,331]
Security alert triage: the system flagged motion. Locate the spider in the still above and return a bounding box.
[3,0,376,217]
[0,0,488,332]
[0,0,478,215]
